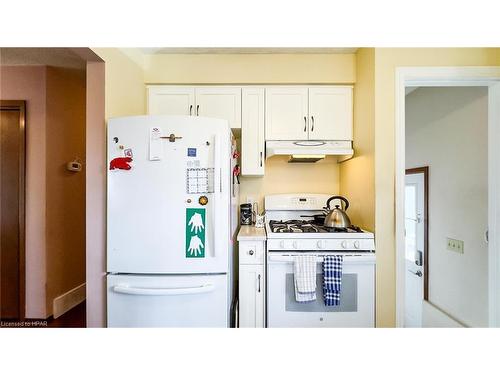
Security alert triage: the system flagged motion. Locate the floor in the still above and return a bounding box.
[1,301,86,328]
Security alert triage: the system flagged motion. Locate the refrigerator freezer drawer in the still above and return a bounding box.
[107,273,228,327]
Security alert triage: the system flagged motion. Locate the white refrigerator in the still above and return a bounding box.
[106,115,239,327]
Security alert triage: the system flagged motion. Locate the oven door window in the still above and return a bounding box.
[285,273,358,312]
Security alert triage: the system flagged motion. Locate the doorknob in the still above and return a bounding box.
[409,270,423,277]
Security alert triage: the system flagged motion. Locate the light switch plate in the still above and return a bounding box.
[447,237,464,254]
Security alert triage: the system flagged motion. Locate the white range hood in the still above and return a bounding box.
[266,140,354,163]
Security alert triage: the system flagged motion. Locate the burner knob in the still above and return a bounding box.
[317,240,323,249]
[354,241,360,249]
[341,240,348,249]
[292,241,298,249]
[279,240,285,249]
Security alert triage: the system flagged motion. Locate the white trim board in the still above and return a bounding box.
[52,283,86,319]
[395,66,500,328]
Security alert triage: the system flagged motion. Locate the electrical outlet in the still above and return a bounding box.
[446,238,464,254]
[246,196,255,205]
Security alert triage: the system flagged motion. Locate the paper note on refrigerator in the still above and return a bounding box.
[149,127,162,160]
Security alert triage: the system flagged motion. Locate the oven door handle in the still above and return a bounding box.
[268,254,376,264]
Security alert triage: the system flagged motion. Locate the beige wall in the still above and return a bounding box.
[144,53,356,84]
[0,66,47,318]
[85,61,106,327]
[92,48,145,119]
[374,48,500,327]
[45,67,87,315]
[339,48,375,232]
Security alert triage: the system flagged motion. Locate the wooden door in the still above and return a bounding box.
[308,86,353,140]
[147,86,195,116]
[265,87,308,140]
[195,87,242,129]
[0,101,26,320]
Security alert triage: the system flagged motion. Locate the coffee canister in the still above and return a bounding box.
[240,203,252,225]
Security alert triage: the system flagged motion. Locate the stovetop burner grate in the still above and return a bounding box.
[268,220,363,234]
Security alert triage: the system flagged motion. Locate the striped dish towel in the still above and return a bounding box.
[294,255,317,302]
[323,255,344,306]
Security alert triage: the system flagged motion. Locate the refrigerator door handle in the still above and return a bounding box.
[113,284,215,296]
[212,132,222,258]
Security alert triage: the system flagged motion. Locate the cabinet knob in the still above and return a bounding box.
[248,250,254,255]
[292,241,298,249]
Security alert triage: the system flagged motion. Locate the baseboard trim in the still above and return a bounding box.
[53,283,86,319]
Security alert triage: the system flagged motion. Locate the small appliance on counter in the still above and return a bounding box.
[240,203,253,225]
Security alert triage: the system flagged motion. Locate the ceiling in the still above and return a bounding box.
[0,48,87,69]
[141,47,358,55]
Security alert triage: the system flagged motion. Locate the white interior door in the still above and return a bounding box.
[147,86,195,116]
[195,87,241,128]
[308,86,353,140]
[405,172,425,327]
[265,87,309,140]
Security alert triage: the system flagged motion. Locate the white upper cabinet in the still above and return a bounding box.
[195,87,242,129]
[265,87,309,141]
[147,86,195,116]
[241,88,265,176]
[308,86,353,141]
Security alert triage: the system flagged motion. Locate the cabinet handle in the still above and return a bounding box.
[311,116,314,131]
[303,116,307,132]
[260,151,263,167]
[257,274,261,293]
[196,104,200,116]
[189,104,193,116]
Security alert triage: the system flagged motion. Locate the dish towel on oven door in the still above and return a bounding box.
[323,255,344,306]
[294,255,317,302]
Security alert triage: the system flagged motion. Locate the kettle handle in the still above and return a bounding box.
[326,196,349,211]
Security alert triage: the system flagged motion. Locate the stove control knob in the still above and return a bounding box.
[279,240,285,249]
[354,241,360,249]
[317,240,323,249]
[292,241,298,249]
[341,240,348,249]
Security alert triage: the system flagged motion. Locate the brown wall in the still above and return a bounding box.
[45,67,86,314]
[0,65,86,318]
[0,66,47,318]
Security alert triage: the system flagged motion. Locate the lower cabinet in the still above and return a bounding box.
[239,264,265,328]
[238,240,265,328]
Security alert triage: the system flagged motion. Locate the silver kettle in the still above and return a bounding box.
[324,196,351,229]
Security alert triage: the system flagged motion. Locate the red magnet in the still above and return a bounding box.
[110,157,133,170]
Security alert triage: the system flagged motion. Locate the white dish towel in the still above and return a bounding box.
[294,255,317,302]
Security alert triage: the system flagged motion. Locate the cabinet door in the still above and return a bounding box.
[195,87,242,129]
[308,86,353,140]
[265,87,308,140]
[239,264,265,328]
[147,86,195,116]
[241,88,265,176]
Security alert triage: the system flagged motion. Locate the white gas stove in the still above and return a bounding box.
[265,194,375,252]
[264,193,375,328]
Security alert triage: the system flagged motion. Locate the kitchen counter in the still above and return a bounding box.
[237,225,267,241]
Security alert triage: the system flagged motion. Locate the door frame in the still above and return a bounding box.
[405,167,429,301]
[395,67,500,327]
[0,100,26,320]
